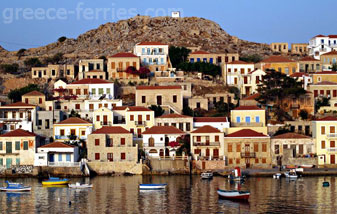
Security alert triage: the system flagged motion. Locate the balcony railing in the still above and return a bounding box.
[327,148,337,152]
[101,121,112,126]
[240,152,256,158]
[193,142,220,147]
[141,52,165,56]
[327,134,337,138]
[135,121,146,126]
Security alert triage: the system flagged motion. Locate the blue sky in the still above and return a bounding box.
[1,0,337,51]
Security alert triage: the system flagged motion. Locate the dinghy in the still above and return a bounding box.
[68,182,93,189]
[217,189,250,201]
[139,184,167,190]
[0,181,31,192]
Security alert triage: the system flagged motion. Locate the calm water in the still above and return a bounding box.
[0,175,336,213]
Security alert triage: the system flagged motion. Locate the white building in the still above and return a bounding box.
[68,79,115,100]
[142,126,185,158]
[171,11,181,18]
[225,60,255,85]
[133,42,169,71]
[193,117,230,132]
[308,34,337,59]
[54,117,93,141]
[35,142,79,166]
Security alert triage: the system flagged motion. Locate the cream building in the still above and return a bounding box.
[188,96,208,110]
[31,64,76,79]
[78,59,104,80]
[0,129,40,168]
[321,51,337,70]
[84,70,106,80]
[107,52,140,80]
[22,91,46,109]
[155,114,193,133]
[53,117,93,142]
[291,43,308,55]
[225,60,255,85]
[270,43,288,53]
[298,56,321,73]
[87,126,138,162]
[93,107,114,129]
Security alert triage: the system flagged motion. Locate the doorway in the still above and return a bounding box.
[157,96,162,105]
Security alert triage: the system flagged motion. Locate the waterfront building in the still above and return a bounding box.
[53,117,93,142]
[256,55,298,75]
[142,126,185,158]
[155,114,193,133]
[87,126,138,163]
[107,52,140,80]
[0,129,41,168]
[289,72,312,90]
[190,125,224,160]
[240,93,259,106]
[188,96,209,111]
[224,129,271,168]
[240,69,265,95]
[84,69,106,80]
[34,141,79,166]
[204,93,237,109]
[308,81,337,100]
[225,60,255,86]
[308,35,337,60]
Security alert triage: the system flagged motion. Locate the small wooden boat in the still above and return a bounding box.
[286,165,296,169]
[68,182,93,189]
[300,164,314,169]
[201,171,213,179]
[0,181,31,192]
[42,177,69,186]
[284,170,298,179]
[139,184,167,190]
[273,173,282,179]
[217,189,250,201]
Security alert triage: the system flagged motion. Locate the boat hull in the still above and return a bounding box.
[139,184,167,190]
[217,190,250,201]
[0,187,31,192]
[42,180,69,186]
[68,184,93,189]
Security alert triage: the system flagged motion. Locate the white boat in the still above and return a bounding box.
[0,181,31,192]
[273,173,282,179]
[228,167,245,181]
[68,182,93,189]
[217,189,250,200]
[201,171,213,179]
[139,184,167,190]
[284,170,298,179]
[300,164,314,169]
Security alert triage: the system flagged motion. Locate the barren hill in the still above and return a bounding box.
[0,16,272,65]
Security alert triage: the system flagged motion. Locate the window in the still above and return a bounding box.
[322,141,326,149]
[321,126,326,134]
[0,142,2,150]
[275,145,279,154]
[130,115,134,121]
[245,116,250,123]
[262,144,267,152]
[142,96,146,103]
[149,137,155,147]
[331,126,335,134]
[254,143,258,152]
[71,129,76,135]
[39,98,43,104]
[58,154,62,162]
[173,95,177,103]
[228,144,232,152]
[130,128,134,134]
[121,138,125,145]
[255,116,260,123]
[25,98,28,104]
[75,104,80,110]
[215,136,219,142]
[236,144,241,152]
[146,115,150,121]
[228,158,233,165]
[331,141,335,148]
[196,136,201,142]
[66,154,71,162]
[95,139,100,146]
[60,129,65,136]
[95,153,100,160]
[76,89,81,95]
[99,88,104,95]
[262,158,266,164]
[255,158,259,164]
[186,123,191,131]
[121,153,126,160]
[179,123,183,131]
[23,141,28,150]
[236,117,240,123]
[236,159,240,164]
[15,141,20,150]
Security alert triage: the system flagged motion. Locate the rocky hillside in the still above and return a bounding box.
[0,16,272,65]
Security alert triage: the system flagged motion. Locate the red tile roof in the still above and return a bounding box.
[136,86,181,90]
[226,129,268,138]
[113,106,152,112]
[70,78,111,85]
[261,55,295,63]
[227,60,254,65]
[290,72,309,78]
[328,35,337,38]
[314,34,326,38]
[322,51,337,56]
[194,117,228,123]
[299,56,319,62]
[137,42,167,46]
[0,129,36,137]
[56,117,91,125]
[109,52,138,58]
[272,132,310,139]
[142,126,185,135]
[91,126,130,134]
[158,114,192,119]
[233,106,263,110]
[39,142,74,148]
[2,102,36,108]
[313,81,337,85]
[22,90,44,97]
[242,93,260,100]
[315,116,337,121]
[191,125,220,133]
[190,50,210,54]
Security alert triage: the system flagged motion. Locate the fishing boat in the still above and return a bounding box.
[68,182,93,189]
[42,177,69,186]
[201,171,213,179]
[228,167,245,181]
[217,189,250,201]
[139,184,167,190]
[0,181,31,192]
[284,170,298,179]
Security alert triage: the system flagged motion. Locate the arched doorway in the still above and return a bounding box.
[149,149,157,156]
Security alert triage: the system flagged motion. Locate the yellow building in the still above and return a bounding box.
[257,55,298,75]
[298,56,321,73]
[22,90,46,109]
[0,129,40,168]
[291,43,308,55]
[270,43,288,53]
[313,116,337,166]
[107,52,140,80]
[93,107,114,129]
[312,71,337,84]
[53,117,93,142]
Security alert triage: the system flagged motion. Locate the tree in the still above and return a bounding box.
[331,63,337,72]
[8,84,40,102]
[176,135,191,156]
[315,97,330,112]
[24,57,42,68]
[69,109,80,118]
[239,54,262,63]
[99,55,107,61]
[299,109,309,120]
[177,62,221,77]
[274,125,292,136]
[58,36,67,43]
[183,106,194,116]
[169,46,191,68]
[0,63,19,74]
[16,48,26,59]
[44,52,64,64]
[125,66,150,79]
[149,105,164,117]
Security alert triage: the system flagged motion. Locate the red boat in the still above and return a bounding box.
[217,189,250,201]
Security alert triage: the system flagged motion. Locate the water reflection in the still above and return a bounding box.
[0,176,336,213]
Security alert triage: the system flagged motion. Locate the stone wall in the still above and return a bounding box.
[87,161,143,175]
[37,166,84,177]
[193,160,227,170]
[148,159,189,174]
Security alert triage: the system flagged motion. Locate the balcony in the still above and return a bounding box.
[135,121,146,126]
[240,152,256,158]
[100,121,112,126]
[193,142,220,147]
[141,52,165,56]
[327,148,337,152]
[327,134,337,138]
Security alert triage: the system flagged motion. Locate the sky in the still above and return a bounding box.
[1,0,337,51]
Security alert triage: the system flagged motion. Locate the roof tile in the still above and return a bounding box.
[226,129,268,137]
[0,129,36,137]
[191,125,220,133]
[91,126,130,134]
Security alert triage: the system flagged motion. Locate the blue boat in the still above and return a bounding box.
[139,184,167,190]
[42,177,69,186]
[0,181,31,192]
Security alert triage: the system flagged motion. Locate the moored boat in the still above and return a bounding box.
[68,182,93,189]
[300,164,314,169]
[42,177,69,186]
[228,167,245,181]
[139,184,167,190]
[0,181,31,192]
[217,189,250,201]
[273,173,282,179]
[284,170,298,179]
[201,171,213,179]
